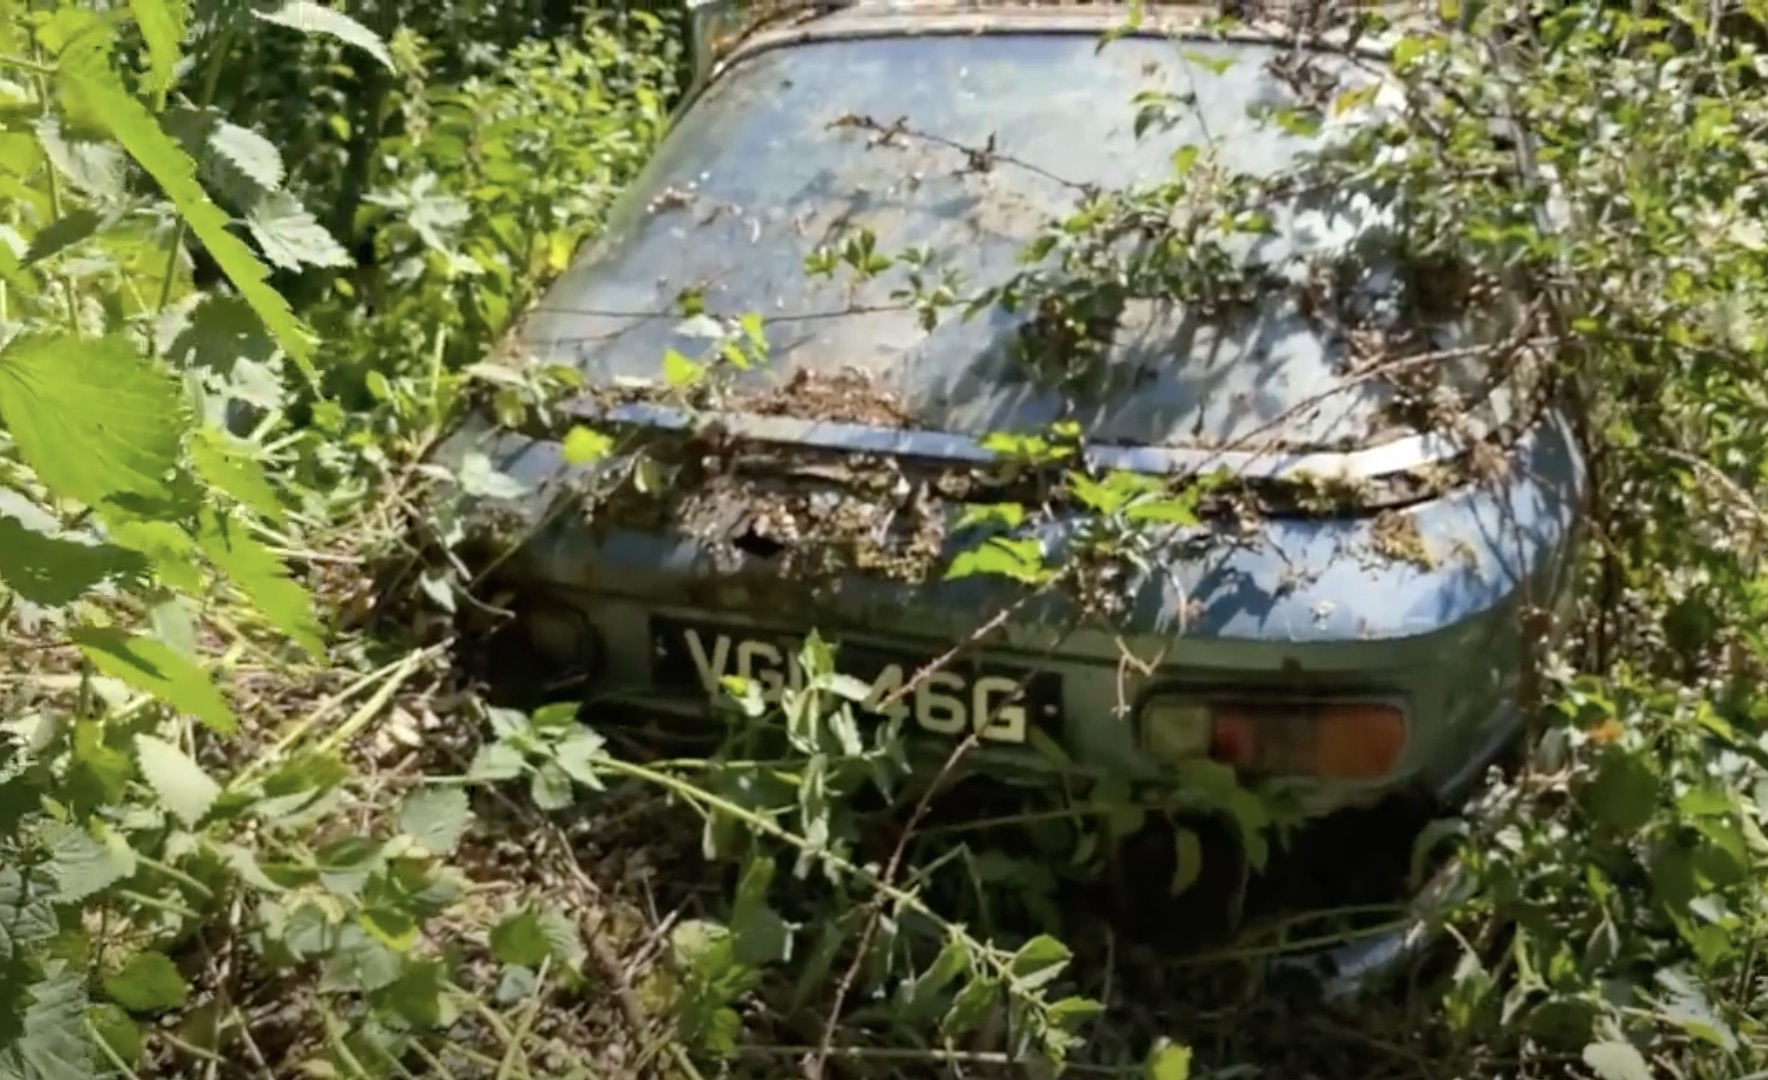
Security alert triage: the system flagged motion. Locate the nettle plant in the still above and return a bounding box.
[0,1,522,1075]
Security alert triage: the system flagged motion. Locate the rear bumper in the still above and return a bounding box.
[1268,776,1505,998]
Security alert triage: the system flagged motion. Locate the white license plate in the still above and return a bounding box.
[649,616,1062,746]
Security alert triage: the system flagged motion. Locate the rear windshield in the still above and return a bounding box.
[519,29,1514,451]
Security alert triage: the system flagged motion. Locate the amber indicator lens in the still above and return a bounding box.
[1208,701,1407,780]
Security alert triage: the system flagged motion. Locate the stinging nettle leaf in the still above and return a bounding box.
[40,821,130,904]
[0,960,92,1080]
[23,208,105,265]
[1581,1040,1653,1080]
[104,950,190,1013]
[133,733,222,828]
[0,507,137,607]
[0,334,186,512]
[254,1,395,71]
[247,191,353,271]
[76,626,237,734]
[397,785,472,856]
[190,428,285,525]
[54,40,317,380]
[207,119,284,195]
[127,0,188,105]
[195,507,323,657]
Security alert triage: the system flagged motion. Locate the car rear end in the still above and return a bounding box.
[440,0,1585,984]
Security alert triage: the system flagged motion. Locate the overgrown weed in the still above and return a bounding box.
[9,1,1768,1079]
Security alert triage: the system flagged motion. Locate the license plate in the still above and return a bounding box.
[649,616,1062,746]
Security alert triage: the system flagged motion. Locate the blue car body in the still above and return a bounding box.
[445,0,1586,984]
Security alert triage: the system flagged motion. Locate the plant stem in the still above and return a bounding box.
[156,9,242,314]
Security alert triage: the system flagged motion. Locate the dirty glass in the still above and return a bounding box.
[519,30,1517,451]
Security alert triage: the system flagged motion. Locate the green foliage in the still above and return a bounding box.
[0,0,674,1073]
[14,0,1768,1075]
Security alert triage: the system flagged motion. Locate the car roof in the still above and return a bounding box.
[686,0,1438,91]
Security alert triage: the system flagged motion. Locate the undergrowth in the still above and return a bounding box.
[5,1,1768,1080]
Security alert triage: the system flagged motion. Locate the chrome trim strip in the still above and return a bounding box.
[572,399,1477,481]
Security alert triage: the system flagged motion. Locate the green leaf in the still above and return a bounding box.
[535,908,586,974]
[126,0,187,105]
[0,508,134,607]
[205,119,285,200]
[357,906,419,953]
[74,626,237,734]
[1581,1040,1653,1080]
[84,1003,142,1068]
[1144,1040,1192,1080]
[467,743,524,782]
[529,762,574,811]
[945,536,1050,585]
[562,425,614,465]
[132,733,221,828]
[552,731,606,791]
[396,786,472,857]
[246,191,353,271]
[0,334,186,511]
[55,41,316,381]
[942,976,998,1036]
[1583,748,1661,833]
[40,821,129,904]
[0,867,58,963]
[489,909,552,968]
[253,1,394,71]
[0,961,91,1080]
[195,508,322,657]
[1008,934,1070,991]
[23,208,103,265]
[103,951,189,1013]
[190,429,285,525]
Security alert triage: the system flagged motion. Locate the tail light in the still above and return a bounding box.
[1139,696,1407,780]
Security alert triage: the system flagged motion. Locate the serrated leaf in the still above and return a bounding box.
[104,518,201,593]
[468,743,524,782]
[33,118,127,202]
[489,909,552,968]
[190,429,284,524]
[0,334,186,512]
[0,510,135,607]
[1008,934,1070,991]
[195,508,322,657]
[40,821,128,904]
[0,960,91,1080]
[75,627,237,734]
[1145,1040,1192,1080]
[396,786,471,857]
[126,0,186,105]
[85,1003,142,1068]
[561,425,613,465]
[254,1,394,71]
[55,41,316,380]
[1584,748,1660,833]
[942,975,998,1037]
[23,208,103,265]
[0,867,58,963]
[1582,1040,1652,1080]
[208,119,283,193]
[246,192,352,271]
[132,733,221,828]
[103,951,188,1013]
[536,908,586,973]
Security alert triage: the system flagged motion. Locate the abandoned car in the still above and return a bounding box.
[443,0,1586,991]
